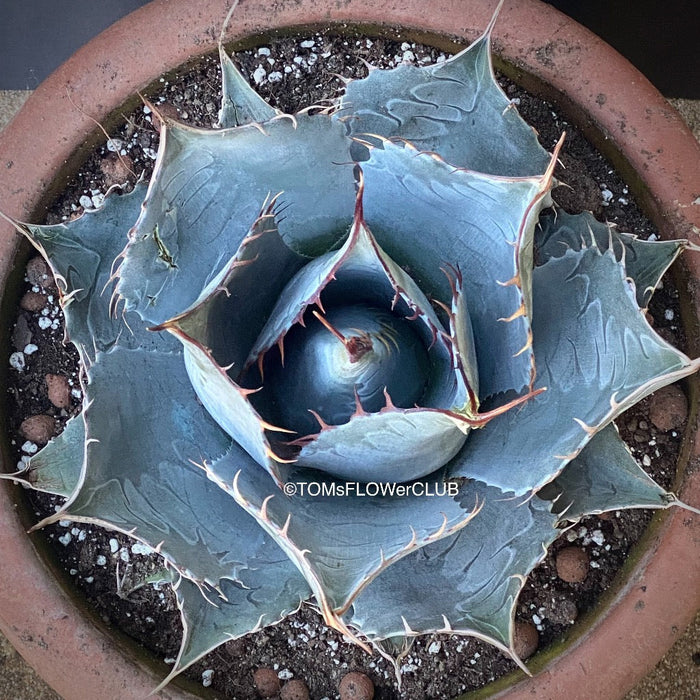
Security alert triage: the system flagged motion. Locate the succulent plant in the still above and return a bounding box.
[4,4,700,692]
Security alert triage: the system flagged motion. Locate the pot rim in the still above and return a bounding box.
[0,1,697,699]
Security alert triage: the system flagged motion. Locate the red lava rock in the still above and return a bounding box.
[513,620,539,659]
[100,152,135,186]
[151,102,181,132]
[648,384,688,432]
[339,671,374,700]
[19,414,56,445]
[280,679,310,700]
[253,667,281,698]
[19,291,46,312]
[556,546,590,583]
[45,373,72,409]
[26,257,55,289]
[155,102,181,120]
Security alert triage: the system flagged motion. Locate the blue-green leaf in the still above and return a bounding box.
[162,196,307,379]
[16,185,177,361]
[154,555,308,691]
[362,139,555,398]
[536,209,686,308]
[444,265,480,404]
[180,341,288,483]
[116,115,355,326]
[39,345,292,589]
[345,481,558,665]
[157,198,307,482]
[204,454,478,637]
[218,46,279,128]
[295,408,467,482]
[0,414,85,498]
[24,414,85,497]
[335,28,550,176]
[540,423,676,521]
[448,246,699,495]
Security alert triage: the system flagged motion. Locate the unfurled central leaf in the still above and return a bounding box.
[263,304,431,435]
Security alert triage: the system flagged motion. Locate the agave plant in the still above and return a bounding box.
[4,5,700,692]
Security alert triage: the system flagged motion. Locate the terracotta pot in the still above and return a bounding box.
[0,1,697,698]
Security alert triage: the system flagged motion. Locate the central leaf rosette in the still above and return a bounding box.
[157,180,538,487]
[263,304,431,436]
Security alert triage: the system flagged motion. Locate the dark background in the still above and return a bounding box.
[0,0,698,97]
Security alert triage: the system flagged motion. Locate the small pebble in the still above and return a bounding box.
[556,546,589,583]
[339,671,374,700]
[19,414,56,445]
[280,679,310,700]
[253,667,281,698]
[648,385,687,432]
[45,373,72,409]
[20,291,46,312]
[106,138,125,152]
[9,351,25,371]
[201,669,213,687]
[427,640,441,654]
[21,441,38,455]
[131,542,153,555]
[253,65,267,84]
[512,620,539,659]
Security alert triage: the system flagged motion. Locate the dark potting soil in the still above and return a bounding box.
[4,31,691,700]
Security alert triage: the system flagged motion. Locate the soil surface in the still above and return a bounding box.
[3,32,691,700]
